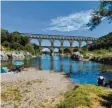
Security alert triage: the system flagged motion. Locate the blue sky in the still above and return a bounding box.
[1,1,112,50]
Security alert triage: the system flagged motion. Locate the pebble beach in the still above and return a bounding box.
[1,68,74,108]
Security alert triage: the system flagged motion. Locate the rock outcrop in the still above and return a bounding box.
[71,52,83,61]
[0,51,33,61]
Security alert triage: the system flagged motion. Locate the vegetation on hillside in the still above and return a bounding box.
[1,29,39,54]
[88,32,112,51]
[55,84,112,108]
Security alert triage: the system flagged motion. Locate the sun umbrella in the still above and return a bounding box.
[12,61,24,66]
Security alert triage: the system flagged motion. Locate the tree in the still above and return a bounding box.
[87,1,112,30]
[88,32,112,50]
[25,43,35,54]
[32,43,39,50]
[32,43,39,55]
[21,36,29,46]
[10,42,21,50]
[11,32,21,43]
[1,29,9,43]
[1,29,30,51]
[2,41,10,48]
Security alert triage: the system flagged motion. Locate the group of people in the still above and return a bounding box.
[97,75,112,88]
[8,66,21,73]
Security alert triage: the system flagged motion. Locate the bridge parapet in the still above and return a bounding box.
[21,33,97,41]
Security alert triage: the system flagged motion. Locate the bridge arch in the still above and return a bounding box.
[53,40,61,47]
[72,41,79,48]
[41,48,51,55]
[63,40,70,47]
[81,41,87,48]
[30,39,39,45]
[88,41,93,44]
[64,48,71,54]
[41,39,51,46]
[73,48,80,52]
[53,48,60,53]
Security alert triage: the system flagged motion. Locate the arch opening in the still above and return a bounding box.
[41,48,51,55]
[53,40,61,47]
[30,39,39,45]
[41,40,51,46]
[89,41,93,44]
[73,48,80,52]
[72,41,79,48]
[81,41,87,48]
[63,40,70,47]
[53,48,60,53]
[64,48,71,54]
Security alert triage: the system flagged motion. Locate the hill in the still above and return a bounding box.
[88,32,112,51]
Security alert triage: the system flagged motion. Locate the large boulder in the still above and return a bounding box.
[71,52,83,61]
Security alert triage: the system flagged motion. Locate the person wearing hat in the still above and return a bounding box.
[97,75,105,86]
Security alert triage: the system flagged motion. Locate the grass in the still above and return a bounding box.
[1,86,22,102]
[1,79,43,102]
[55,84,112,108]
[26,79,43,85]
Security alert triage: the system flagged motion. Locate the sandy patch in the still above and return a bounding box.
[1,68,74,108]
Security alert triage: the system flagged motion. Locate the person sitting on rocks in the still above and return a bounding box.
[97,75,105,86]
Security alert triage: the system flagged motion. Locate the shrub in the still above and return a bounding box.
[25,43,35,54]
[109,48,112,52]
[2,41,10,47]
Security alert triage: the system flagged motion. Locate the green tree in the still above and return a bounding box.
[21,36,29,46]
[2,41,10,48]
[32,43,39,50]
[87,1,112,30]
[11,32,21,43]
[88,32,112,50]
[1,29,9,43]
[32,43,39,55]
[1,29,30,51]
[9,42,21,50]
[25,43,35,54]
[109,47,112,52]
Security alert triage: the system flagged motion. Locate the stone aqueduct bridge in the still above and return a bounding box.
[21,33,97,54]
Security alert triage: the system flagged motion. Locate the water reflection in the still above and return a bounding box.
[1,55,112,84]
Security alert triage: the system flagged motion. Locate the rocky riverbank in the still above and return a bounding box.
[0,51,35,61]
[91,56,112,65]
[1,68,74,108]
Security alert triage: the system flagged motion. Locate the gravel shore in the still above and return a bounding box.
[1,68,74,108]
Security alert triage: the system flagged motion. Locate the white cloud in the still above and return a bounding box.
[46,10,92,32]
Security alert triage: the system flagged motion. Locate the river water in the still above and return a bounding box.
[1,55,112,84]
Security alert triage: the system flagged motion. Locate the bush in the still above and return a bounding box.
[2,41,10,47]
[25,43,35,54]
[109,48,112,52]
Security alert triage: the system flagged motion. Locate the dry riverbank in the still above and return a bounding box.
[1,68,74,108]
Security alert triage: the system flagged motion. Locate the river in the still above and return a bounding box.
[1,55,112,84]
